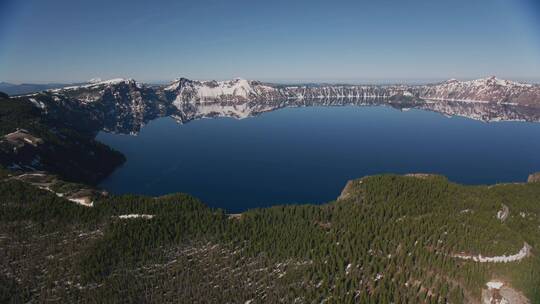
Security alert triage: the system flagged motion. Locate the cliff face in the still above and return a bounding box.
[163,78,418,104]
[163,76,539,106]
[12,76,540,134]
[415,76,540,106]
[162,76,540,106]
[37,79,174,134]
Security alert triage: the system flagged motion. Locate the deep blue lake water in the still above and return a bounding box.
[97,106,540,212]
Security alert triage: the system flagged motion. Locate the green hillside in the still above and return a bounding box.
[1,173,538,303]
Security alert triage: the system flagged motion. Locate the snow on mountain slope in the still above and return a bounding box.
[40,76,538,108]
[51,78,139,94]
[164,77,414,108]
[277,85,411,100]
[165,77,276,107]
[16,78,172,133]
[417,76,540,106]
[12,76,540,133]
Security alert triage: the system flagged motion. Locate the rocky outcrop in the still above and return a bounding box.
[496,204,509,222]
[337,178,370,202]
[3,129,43,148]
[482,281,530,304]
[337,180,356,201]
[9,171,106,207]
[528,172,540,183]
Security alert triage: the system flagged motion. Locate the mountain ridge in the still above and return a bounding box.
[8,76,538,133]
[29,75,540,104]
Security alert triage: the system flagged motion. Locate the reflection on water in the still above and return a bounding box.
[98,105,540,212]
[105,98,540,134]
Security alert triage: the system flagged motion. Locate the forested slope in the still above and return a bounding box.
[0,93,124,184]
[1,173,538,303]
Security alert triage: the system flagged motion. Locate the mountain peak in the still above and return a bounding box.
[165,77,194,91]
[94,78,129,85]
[88,78,102,84]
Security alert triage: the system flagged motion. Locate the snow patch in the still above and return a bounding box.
[345,263,352,275]
[117,214,154,220]
[28,98,46,110]
[68,197,94,207]
[167,77,276,103]
[453,242,531,263]
[53,78,130,92]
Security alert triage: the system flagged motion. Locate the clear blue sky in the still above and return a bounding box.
[0,0,539,83]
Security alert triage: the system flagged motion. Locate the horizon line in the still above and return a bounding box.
[2,75,540,86]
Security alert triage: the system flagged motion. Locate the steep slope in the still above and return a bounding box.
[164,77,278,104]
[22,79,173,134]
[163,77,418,104]
[417,76,540,106]
[162,76,539,107]
[0,94,125,184]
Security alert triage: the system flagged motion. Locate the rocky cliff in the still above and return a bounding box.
[11,76,540,134]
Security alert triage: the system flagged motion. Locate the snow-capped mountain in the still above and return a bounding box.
[49,78,143,104]
[23,78,173,133]
[164,78,277,104]
[161,76,539,106]
[11,76,540,133]
[163,77,415,104]
[416,76,540,106]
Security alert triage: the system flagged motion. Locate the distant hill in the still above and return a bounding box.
[0,82,71,95]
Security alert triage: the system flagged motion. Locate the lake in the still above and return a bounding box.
[97,105,540,212]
